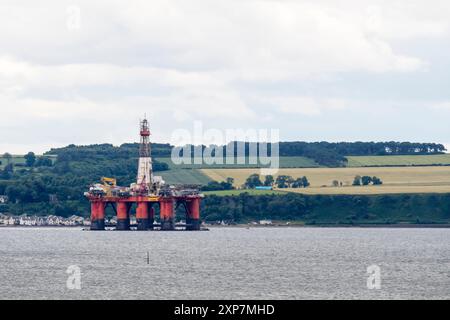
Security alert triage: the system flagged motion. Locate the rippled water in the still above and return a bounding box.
[0,227,449,300]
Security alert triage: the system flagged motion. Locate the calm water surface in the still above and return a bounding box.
[0,227,449,300]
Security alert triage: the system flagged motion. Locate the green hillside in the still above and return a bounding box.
[201,193,450,224]
[159,154,450,169]
[156,156,319,169]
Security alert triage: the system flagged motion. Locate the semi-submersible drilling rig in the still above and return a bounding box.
[85,118,203,231]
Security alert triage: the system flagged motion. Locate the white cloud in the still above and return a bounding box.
[363,2,449,40]
[444,144,450,153]
[259,96,351,116]
[0,0,434,76]
[431,101,450,111]
[0,56,255,119]
[0,0,450,153]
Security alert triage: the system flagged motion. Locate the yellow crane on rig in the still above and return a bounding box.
[101,177,117,187]
[100,177,117,197]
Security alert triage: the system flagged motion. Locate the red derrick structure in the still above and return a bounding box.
[85,117,203,231]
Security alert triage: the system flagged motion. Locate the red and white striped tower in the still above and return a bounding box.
[137,118,153,192]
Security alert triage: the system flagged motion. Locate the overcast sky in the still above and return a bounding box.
[1,0,450,154]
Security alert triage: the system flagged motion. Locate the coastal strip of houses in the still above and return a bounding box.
[0,214,90,226]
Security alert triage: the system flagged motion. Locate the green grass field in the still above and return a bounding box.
[159,168,212,185]
[278,157,320,168]
[203,189,286,196]
[156,156,319,169]
[346,154,450,167]
[0,156,25,169]
[0,155,57,170]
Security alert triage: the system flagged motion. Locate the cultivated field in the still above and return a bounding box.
[0,155,57,170]
[346,154,450,167]
[0,156,25,169]
[156,156,319,169]
[158,154,450,170]
[203,189,286,196]
[201,166,450,195]
[160,169,211,185]
[283,185,450,195]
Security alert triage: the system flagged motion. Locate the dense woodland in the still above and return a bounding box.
[201,193,450,224]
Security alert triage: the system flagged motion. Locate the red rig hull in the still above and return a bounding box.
[88,195,202,231]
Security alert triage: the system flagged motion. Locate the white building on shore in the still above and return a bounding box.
[0,214,88,227]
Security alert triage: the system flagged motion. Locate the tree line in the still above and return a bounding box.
[352,175,383,186]
[44,141,447,168]
[244,174,310,189]
[44,143,173,161]
[201,174,311,191]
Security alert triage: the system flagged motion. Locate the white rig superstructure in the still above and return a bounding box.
[135,118,164,194]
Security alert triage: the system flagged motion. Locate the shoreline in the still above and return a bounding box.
[207,223,450,229]
[1,224,450,229]
[228,223,450,229]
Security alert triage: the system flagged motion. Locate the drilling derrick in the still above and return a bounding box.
[85,116,203,231]
[137,118,153,194]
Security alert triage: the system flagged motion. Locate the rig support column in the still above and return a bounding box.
[90,201,105,231]
[160,198,175,231]
[136,201,149,230]
[149,206,155,230]
[116,202,130,230]
[186,198,201,231]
